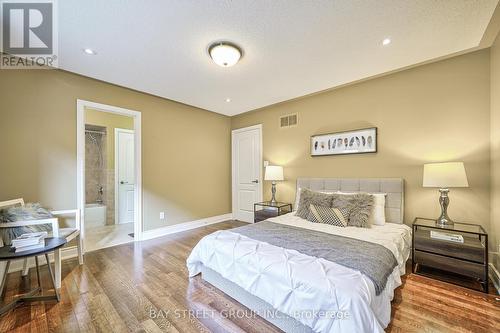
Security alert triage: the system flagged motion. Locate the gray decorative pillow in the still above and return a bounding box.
[307,204,349,227]
[0,203,53,245]
[332,193,374,228]
[296,188,334,219]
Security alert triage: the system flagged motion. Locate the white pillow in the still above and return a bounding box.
[294,187,301,211]
[368,193,386,226]
[336,191,386,226]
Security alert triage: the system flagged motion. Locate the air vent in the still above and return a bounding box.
[279,113,298,128]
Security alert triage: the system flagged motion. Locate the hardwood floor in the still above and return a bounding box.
[0,221,499,333]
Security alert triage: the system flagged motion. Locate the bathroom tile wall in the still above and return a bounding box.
[85,126,107,205]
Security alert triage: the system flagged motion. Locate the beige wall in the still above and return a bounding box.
[491,33,500,263]
[0,48,495,247]
[232,50,491,236]
[85,108,134,169]
[0,69,231,231]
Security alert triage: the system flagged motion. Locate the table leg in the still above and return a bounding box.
[0,260,43,316]
[44,254,60,301]
[0,288,40,316]
[0,261,10,299]
[35,256,41,289]
[54,248,61,289]
[480,279,489,294]
[0,249,63,316]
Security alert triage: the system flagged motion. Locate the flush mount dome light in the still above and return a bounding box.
[83,48,97,55]
[208,42,242,67]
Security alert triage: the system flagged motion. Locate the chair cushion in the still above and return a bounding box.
[53,228,78,239]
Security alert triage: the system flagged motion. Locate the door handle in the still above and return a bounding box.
[120,181,128,185]
[251,179,259,184]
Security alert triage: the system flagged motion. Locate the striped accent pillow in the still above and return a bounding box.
[307,204,349,227]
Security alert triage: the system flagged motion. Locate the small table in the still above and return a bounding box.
[254,201,292,223]
[412,218,488,293]
[0,237,67,315]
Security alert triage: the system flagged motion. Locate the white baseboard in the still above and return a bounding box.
[7,246,78,273]
[489,264,500,294]
[141,213,233,241]
[489,251,500,294]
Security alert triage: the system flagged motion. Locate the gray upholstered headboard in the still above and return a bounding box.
[296,178,404,224]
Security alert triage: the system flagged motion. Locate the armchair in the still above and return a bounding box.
[0,198,83,290]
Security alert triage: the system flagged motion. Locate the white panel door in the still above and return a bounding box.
[232,125,262,222]
[117,129,135,224]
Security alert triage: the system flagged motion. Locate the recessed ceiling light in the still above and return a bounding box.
[83,48,97,55]
[226,98,231,102]
[208,42,242,67]
[382,38,391,46]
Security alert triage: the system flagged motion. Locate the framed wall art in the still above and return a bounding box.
[311,127,377,156]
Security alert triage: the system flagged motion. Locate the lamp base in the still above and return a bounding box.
[436,188,454,227]
[436,216,453,227]
[270,181,277,204]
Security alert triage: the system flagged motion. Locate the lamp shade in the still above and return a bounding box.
[423,162,469,188]
[265,165,284,181]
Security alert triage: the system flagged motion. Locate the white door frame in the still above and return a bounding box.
[115,128,135,225]
[231,124,263,221]
[77,99,143,250]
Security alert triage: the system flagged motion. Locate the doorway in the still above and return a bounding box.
[231,124,263,222]
[77,100,142,252]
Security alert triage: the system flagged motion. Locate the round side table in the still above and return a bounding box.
[0,237,67,316]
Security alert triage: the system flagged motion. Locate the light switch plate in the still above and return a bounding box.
[160,212,165,220]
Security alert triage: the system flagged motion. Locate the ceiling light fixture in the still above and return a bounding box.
[382,38,391,46]
[208,42,242,67]
[226,98,231,102]
[83,48,97,55]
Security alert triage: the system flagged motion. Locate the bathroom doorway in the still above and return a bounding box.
[77,100,142,252]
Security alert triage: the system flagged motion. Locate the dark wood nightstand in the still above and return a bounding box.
[412,217,488,293]
[254,202,292,223]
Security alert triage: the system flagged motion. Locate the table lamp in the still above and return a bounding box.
[423,162,469,226]
[264,165,284,204]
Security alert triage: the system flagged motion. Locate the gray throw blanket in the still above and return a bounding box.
[0,203,52,245]
[231,221,398,295]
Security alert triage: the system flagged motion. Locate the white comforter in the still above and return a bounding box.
[187,213,412,333]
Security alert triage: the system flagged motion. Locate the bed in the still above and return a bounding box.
[187,178,412,333]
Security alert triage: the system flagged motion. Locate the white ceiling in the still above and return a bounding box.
[59,0,499,116]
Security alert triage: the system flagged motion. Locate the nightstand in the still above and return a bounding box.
[412,217,488,293]
[254,202,292,223]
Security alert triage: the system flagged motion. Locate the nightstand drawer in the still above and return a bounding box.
[414,250,485,279]
[414,230,485,263]
[254,209,278,222]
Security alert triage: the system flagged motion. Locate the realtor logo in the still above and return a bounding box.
[1,0,58,69]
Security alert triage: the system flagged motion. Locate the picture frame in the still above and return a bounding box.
[311,127,377,156]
